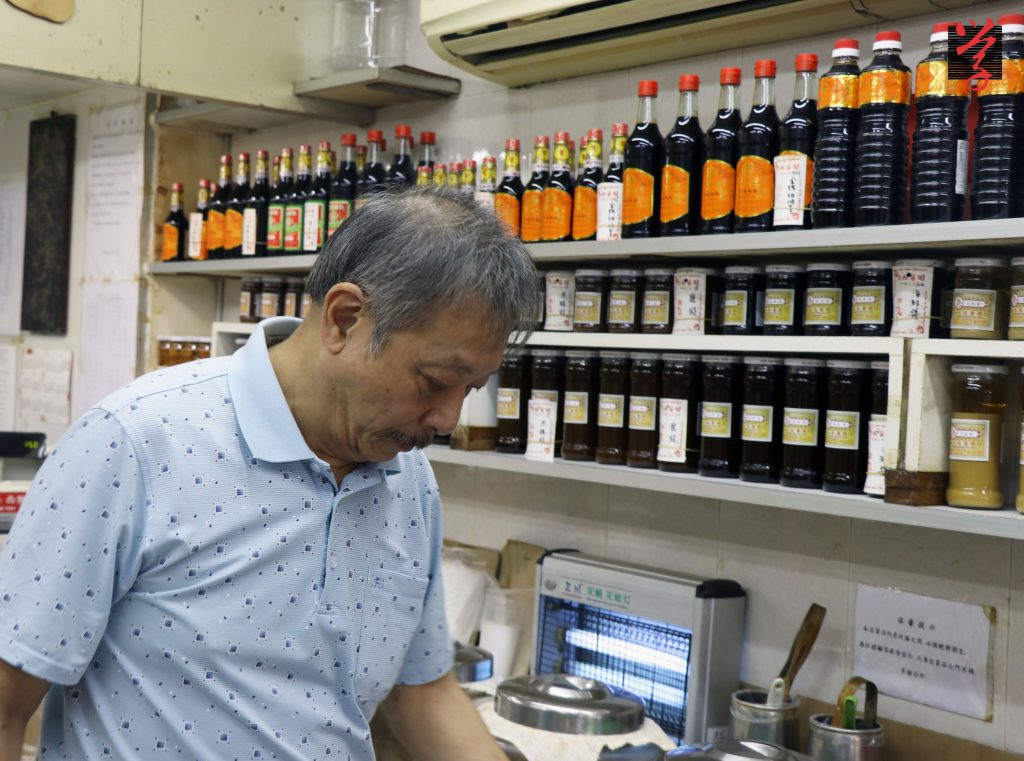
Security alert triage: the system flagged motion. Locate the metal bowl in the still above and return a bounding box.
[454,642,493,684]
[664,739,815,761]
[494,673,645,735]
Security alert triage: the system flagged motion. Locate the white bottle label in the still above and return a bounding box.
[596,182,622,241]
[241,208,258,256]
[657,398,688,463]
[772,153,807,227]
[187,212,205,260]
[955,139,969,196]
[525,399,557,462]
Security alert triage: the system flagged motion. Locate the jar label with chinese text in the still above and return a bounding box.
[564,391,589,425]
[721,290,749,328]
[608,291,636,325]
[643,291,670,327]
[574,291,603,327]
[825,410,860,450]
[629,396,657,431]
[949,417,991,462]
[598,394,625,427]
[763,288,795,326]
[544,273,575,331]
[805,287,842,325]
[735,155,774,218]
[783,407,819,446]
[1009,285,1024,327]
[674,271,708,334]
[660,164,689,223]
[851,285,886,325]
[892,265,935,336]
[951,289,996,332]
[701,160,735,220]
[742,405,773,442]
[497,388,521,419]
[701,402,732,438]
[622,168,655,225]
[657,398,688,462]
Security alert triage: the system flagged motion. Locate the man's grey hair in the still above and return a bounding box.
[305,186,539,355]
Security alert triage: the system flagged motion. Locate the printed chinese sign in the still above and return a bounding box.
[948,21,1003,90]
[853,584,994,719]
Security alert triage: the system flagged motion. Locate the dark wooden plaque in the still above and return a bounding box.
[20,113,76,335]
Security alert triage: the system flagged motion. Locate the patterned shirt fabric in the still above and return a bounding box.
[0,317,453,761]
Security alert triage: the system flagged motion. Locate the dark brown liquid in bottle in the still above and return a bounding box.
[658,357,702,472]
[496,353,531,453]
[780,362,826,488]
[562,353,599,461]
[699,358,742,478]
[823,364,872,493]
[740,360,785,483]
[596,354,630,465]
[626,355,661,468]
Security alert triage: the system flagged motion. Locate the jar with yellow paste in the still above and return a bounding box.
[950,258,1009,340]
[947,363,1007,509]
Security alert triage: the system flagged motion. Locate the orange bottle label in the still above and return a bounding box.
[542,187,573,240]
[818,73,859,109]
[915,60,970,99]
[225,209,244,249]
[735,155,774,218]
[980,58,1024,96]
[207,210,224,250]
[859,69,911,106]
[494,193,521,235]
[162,225,179,261]
[701,160,735,221]
[571,185,598,240]
[521,188,544,241]
[622,167,655,225]
[780,150,814,210]
[660,164,690,223]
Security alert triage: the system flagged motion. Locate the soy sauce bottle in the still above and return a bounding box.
[973,14,1024,220]
[495,137,524,236]
[701,67,743,234]
[242,149,269,257]
[572,128,603,241]
[267,148,292,254]
[606,123,628,183]
[775,55,818,230]
[224,151,250,258]
[622,80,665,238]
[661,74,704,236]
[206,154,232,259]
[417,131,437,176]
[388,124,416,186]
[542,131,575,242]
[521,135,550,243]
[910,22,970,223]
[812,39,861,229]
[328,133,358,237]
[358,130,387,206]
[735,59,780,233]
[854,30,911,226]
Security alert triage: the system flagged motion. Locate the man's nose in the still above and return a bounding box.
[423,389,465,436]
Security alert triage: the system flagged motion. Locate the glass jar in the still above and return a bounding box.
[763,264,805,336]
[240,277,262,323]
[673,267,721,335]
[950,258,1009,339]
[573,269,609,332]
[865,361,889,498]
[780,358,826,488]
[892,259,947,338]
[803,263,851,336]
[544,270,576,331]
[658,354,702,473]
[699,355,743,478]
[641,268,674,334]
[740,356,785,483]
[627,352,661,468]
[851,261,892,336]
[823,360,872,494]
[496,351,531,453]
[720,266,765,335]
[947,363,1007,509]
[1011,258,1024,340]
[532,350,565,455]
[562,350,599,461]
[596,352,630,465]
[259,277,284,320]
[283,278,304,318]
[607,269,643,333]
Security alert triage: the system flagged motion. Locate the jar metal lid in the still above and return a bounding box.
[894,259,944,268]
[785,357,825,368]
[827,359,870,370]
[951,363,1007,374]
[675,266,720,275]
[532,349,565,358]
[853,260,893,270]
[806,263,852,272]
[703,354,741,364]
[662,353,701,363]
[766,264,805,273]
[1013,257,1024,267]
[954,257,1008,267]
[575,268,609,277]
[643,267,675,276]
[565,350,598,359]
[630,352,660,361]
[610,268,643,276]
[870,361,889,371]
[600,350,629,359]
[744,356,784,365]
[725,265,765,275]
[546,270,575,278]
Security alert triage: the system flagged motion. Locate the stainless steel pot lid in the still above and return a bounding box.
[663,739,813,761]
[496,738,528,761]
[494,673,644,735]
[454,642,493,684]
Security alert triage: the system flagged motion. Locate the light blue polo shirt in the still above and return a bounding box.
[0,317,453,761]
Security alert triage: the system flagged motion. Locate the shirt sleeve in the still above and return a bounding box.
[396,477,454,686]
[0,408,148,685]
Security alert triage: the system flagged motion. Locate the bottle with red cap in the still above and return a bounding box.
[448,161,462,189]
[662,74,704,236]
[495,138,524,235]
[268,149,293,254]
[735,59,780,233]
[460,159,477,193]
[357,130,387,209]
[242,149,270,257]
[302,141,332,252]
[572,128,604,240]
[328,134,358,237]
[605,122,628,183]
[576,134,588,182]
[854,30,911,226]
[477,156,497,211]
[974,14,1024,219]
[432,162,448,188]
[284,144,312,253]
[206,155,231,259]
[622,80,665,237]
[355,144,367,176]
[187,178,210,261]
[774,55,818,230]
[812,38,861,229]
[542,131,575,242]
[910,23,970,223]
[224,152,250,257]
[701,67,743,234]
[388,124,415,186]
[521,136,551,242]
[162,181,188,262]
[417,131,437,179]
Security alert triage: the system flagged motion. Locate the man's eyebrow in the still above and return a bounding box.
[420,358,475,376]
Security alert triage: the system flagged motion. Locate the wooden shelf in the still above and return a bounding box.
[294,66,461,109]
[147,255,317,277]
[423,447,1024,541]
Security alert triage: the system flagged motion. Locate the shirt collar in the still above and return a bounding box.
[227,317,404,474]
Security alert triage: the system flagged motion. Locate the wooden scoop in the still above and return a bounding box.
[830,676,879,729]
[777,602,827,701]
[7,0,74,23]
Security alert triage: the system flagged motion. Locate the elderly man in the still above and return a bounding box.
[0,187,538,761]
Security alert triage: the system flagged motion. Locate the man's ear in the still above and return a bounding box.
[321,283,368,354]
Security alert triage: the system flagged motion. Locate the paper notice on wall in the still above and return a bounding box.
[0,344,16,430]
[853,584,994,719]
[73,281,138,420]
[19,346,72,428]
[0,182,26,335]
[84,101,145,283]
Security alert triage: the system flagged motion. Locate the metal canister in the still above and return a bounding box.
[806,714,884,761]
[730,689,800,751]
